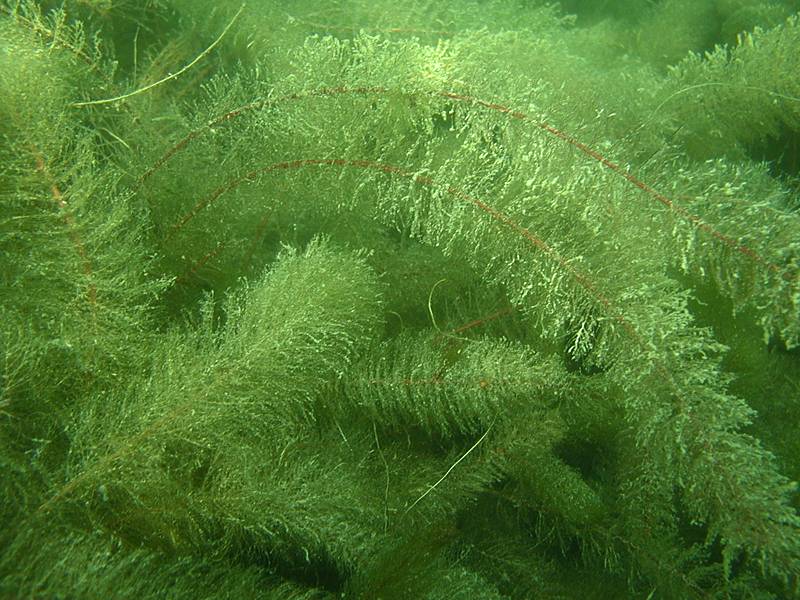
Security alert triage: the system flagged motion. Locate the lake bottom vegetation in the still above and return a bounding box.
[2,1,800,598]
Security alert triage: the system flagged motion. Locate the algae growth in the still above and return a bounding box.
[1,1,800,598]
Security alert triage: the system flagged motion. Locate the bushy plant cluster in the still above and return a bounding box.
[2,1,799,598]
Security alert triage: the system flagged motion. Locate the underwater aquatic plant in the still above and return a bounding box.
[1,1,800,598]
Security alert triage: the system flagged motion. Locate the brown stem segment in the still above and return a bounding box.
[173,241,226,287]
[449,306,515,336]
[34,152,98,310]
[140,86,783,277]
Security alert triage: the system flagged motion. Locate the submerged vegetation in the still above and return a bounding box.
[2,0,800,597]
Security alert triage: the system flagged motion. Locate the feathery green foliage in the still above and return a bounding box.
[2,1,800,598]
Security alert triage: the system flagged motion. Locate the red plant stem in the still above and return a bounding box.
[0,6,98,71]
[173,241,226,287]
[136,88,384,186]
[446,184,642,343]
[34,153,98,309]
[135,100,261,185]
[440,91,785,277]
[449,306,515,335]
[38,401,197,513]
[140,86,783,277]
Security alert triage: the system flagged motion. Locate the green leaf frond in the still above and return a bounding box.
[2,1,799,598]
